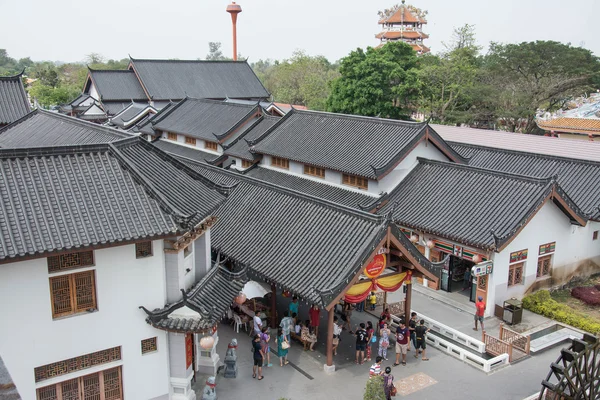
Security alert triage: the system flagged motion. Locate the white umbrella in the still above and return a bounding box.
[241,281,271,315]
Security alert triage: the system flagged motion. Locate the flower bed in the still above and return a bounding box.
[522,290,600,335]
[571,286,600,306]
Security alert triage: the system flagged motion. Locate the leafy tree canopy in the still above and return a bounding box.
[327,41,419,119]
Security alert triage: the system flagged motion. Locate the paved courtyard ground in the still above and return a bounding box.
[196,289,570,399]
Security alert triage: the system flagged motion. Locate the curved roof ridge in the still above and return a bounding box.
[221,115,264,150]
[293,108,427,126]
[450,140,600,167]
[0,69,25,80]
[247,108,293,146]
[130,57,248,64]
[213,104,260,141]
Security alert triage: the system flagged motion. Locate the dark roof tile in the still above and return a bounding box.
[87,69,147,101]
[0,73,31,125]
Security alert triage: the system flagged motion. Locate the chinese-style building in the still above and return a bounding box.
[536,92,600,141]
[376,0,430,54]
[0,71,31,128]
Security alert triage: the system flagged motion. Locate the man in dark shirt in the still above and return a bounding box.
[414,319,430,361]
[394,320,410,366]
[355,322,369,364]
[252,334,265,380]
[408,312,417,352]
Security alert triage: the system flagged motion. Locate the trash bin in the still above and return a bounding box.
[503,298,523,325]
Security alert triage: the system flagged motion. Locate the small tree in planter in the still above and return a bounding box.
[364,376,386,400]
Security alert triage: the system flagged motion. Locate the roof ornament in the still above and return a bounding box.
[490,229,501,250]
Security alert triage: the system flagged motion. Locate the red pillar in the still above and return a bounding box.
[404,279,412,319]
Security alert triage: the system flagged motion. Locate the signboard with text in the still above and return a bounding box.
[472,261,493,277]
[364,254,386,279]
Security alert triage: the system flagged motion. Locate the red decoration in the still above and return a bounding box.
[364,254,386,279]
[185,334,193,368]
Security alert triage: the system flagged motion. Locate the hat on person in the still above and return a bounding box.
[478,296,483,301]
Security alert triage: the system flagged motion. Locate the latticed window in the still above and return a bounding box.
[185,136,196,146]
[304,165,325,178]
[271,156,289,169]
[35,347,121,383]
[48,251,94,273]
[36,367,123,400]
[594,230,599,240]
[49,271,97,318]
[204,141,218,151]
[241,160,252,168]
[167,132,177,141]
[342,174,369,190]
[141,337,158,354]
[536,256,552,278]
[135,241,153,258]
[508,263,524,287]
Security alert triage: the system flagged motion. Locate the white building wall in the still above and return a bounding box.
[0,241,170,400]
[159,132,223,155]
[491,202,600,308]
[377,141,449,194]
[88,82,99,101]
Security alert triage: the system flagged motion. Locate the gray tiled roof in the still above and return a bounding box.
[211,178,389,306]
[0,72,31,125]
[87,69,147,101]
[130,58,270,100]
[378,158,586,250]
[0,109,129,148]
[253,110,466,179]
[223,115,280,161]
[0,356,21,400]
[152,138,223,164]
[243,166,378,209]
[109,102,156,129]
[0,137,226,261]
[100,101,130,116]
[141,265,247,333]
[151,98,259,142]
[451,142,600,220]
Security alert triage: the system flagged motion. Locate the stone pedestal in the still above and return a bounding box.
[323,364,336,374]
[196,331,220,376]
[170,376,196,400]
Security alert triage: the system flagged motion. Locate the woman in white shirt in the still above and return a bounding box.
[332,316,343,355]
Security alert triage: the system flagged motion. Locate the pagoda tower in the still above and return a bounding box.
[376,0,430,54]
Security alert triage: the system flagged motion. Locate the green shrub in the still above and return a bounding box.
[522,290,600,335]
[364,375,386,400]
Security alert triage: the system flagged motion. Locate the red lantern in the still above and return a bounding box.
[200,336,215,350]
[472,254,482,263]
[282,290,291,298]
[235,292,247,305]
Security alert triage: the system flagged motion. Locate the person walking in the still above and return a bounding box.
[383,366,395,400]
[309,304,321,336]
[474,296,486,331]
[365,321,375,362]
[260,326,272,367]
[378,322,391,360]
[252,334,265,380]
[276,328,289,367]
[332,316,342,356]
[301,320,317,351]
[369,291,377,311]
[355,322,369,364]
[289,296,299,317]
[369,356,383,377]
[393,320,409,366]
[279,311,293,343]
[414,319,430,361]
[408,312,418,352]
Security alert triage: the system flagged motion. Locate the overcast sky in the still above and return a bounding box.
[1,0,598,63]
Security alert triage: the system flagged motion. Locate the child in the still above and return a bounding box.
[260,326,272,367]
[369,291,377,311]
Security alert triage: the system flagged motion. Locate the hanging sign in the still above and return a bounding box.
[510,249,528,263]
[471,261,493,277]
[185,333,193,369]
[539,242,556,255]
[364,254,386,279]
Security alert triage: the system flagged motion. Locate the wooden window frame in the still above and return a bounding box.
[342,173,369,190]
[303,164,325,179]
[35,347,121,383]
[507,262,524,287]
[50,270,97,319]
[271,156,289,169]
[167,132,177,141]
[204,141,218,151]
[135,241,153,258]
[48,251,95,273]
[593,230,599,241]
[36,366,123,400]
[185,136,197,146]
[141,337,158,354]
[241,160,252,169]
[536,255,552,278]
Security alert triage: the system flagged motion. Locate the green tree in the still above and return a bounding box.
[29,81,80,108]
[261,50,339,110]
[206,42,226,61]
[364,376,386,400]
[327,41,420,119]
[481,41,600,133]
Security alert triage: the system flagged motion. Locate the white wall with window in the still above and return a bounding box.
[0,240,170,400]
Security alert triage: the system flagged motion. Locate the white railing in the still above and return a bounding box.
[389,312,509,373]
[390,312,486,353]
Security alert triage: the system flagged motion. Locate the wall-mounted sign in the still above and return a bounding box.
[510,249,528,263]
[433,240,485,262]
[364,254,386,279]
[185,333,193,369]
[539,242,556,255]
[471,261,493,277]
